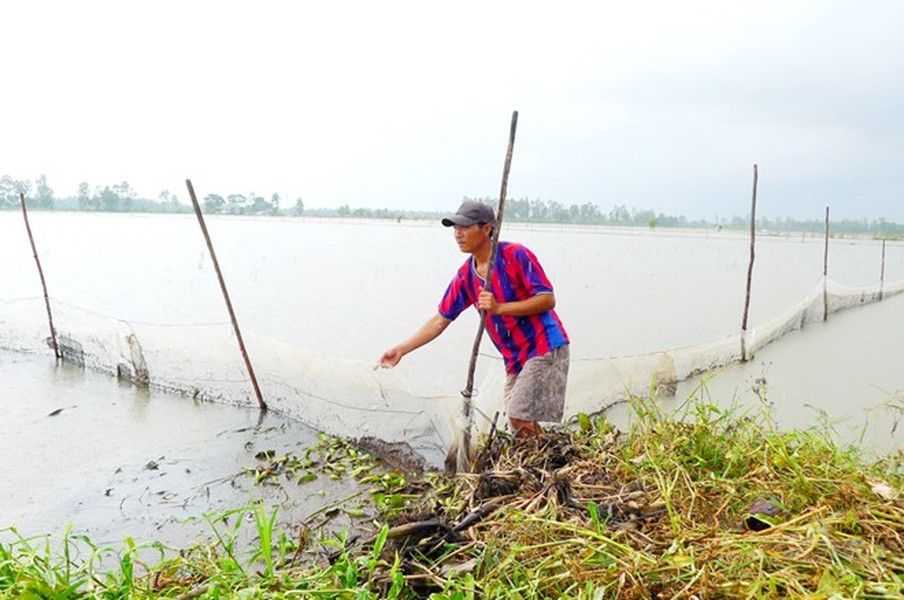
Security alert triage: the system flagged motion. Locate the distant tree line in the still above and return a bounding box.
[2,174,902,237]
[462,196,710,229]
[0,174,192,214]
[200,192,291,216]
[0,174,303,217]
[0,174,55,209]
[454,196,904,237]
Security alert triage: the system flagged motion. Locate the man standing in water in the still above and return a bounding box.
[378,200,570,439]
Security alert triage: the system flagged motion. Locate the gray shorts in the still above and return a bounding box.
[504,344,570,422]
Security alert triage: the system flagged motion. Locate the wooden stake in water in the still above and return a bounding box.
[879,238,886,301]
[19,192,61,360]
[823,206,830,322]
[185,179,267,411]
[446,110,519,474]
[740,164,757,362]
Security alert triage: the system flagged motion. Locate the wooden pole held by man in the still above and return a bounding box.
[448,110,519,474]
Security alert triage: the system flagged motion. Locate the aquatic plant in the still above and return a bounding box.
[1,392,901,598]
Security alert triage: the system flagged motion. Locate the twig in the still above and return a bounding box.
[302,490,366,525]
[474,411,501,469]
[176,585,210,600]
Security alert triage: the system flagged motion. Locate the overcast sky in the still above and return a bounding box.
[3,1,903,221]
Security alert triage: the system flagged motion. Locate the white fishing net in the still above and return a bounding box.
[1,212,901,467]
[0,297,461,466]
[565,276,904,419]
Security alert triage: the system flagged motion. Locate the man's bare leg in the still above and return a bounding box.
[510,417,543,439]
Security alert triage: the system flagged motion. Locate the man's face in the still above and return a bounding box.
[452,223,491,254]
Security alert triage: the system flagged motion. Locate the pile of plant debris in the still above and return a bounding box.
[311,396,904,598]
[362,429,657,553]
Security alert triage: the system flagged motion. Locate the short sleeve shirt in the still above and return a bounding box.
[438,241,569,374]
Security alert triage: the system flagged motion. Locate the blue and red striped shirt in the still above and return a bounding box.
[438,241,569,374]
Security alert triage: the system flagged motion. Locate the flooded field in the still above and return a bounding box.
[0,349,370,549]
[2,213,902,547]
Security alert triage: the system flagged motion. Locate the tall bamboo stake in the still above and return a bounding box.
[464,111,518,397]
[823,206,830,322]
[19,193,61,360]
[740,164,757,362]
[879,238,886,301]
[185,179,267,411]
[446,110,519,474]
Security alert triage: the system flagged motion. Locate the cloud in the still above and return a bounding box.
[2,1,902,221]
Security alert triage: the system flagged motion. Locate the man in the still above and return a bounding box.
[378,200,570,438]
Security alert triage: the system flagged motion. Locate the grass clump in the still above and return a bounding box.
[335,392,903,598]
[1,393,901,598]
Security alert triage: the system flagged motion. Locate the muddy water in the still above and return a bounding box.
[0,349,368,548]
[674,291,904,458]
[2,213,903,548]
[3,294,900,551]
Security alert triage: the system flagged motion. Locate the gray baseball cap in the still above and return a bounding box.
[441,200,496,227]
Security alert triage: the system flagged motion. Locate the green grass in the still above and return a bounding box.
[2,393,902,598]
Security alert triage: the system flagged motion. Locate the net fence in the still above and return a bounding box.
[0,297,460,466]
[2,213,902,467]
[567,276,904,419]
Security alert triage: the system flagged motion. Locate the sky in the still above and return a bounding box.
[3,1,903,222]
